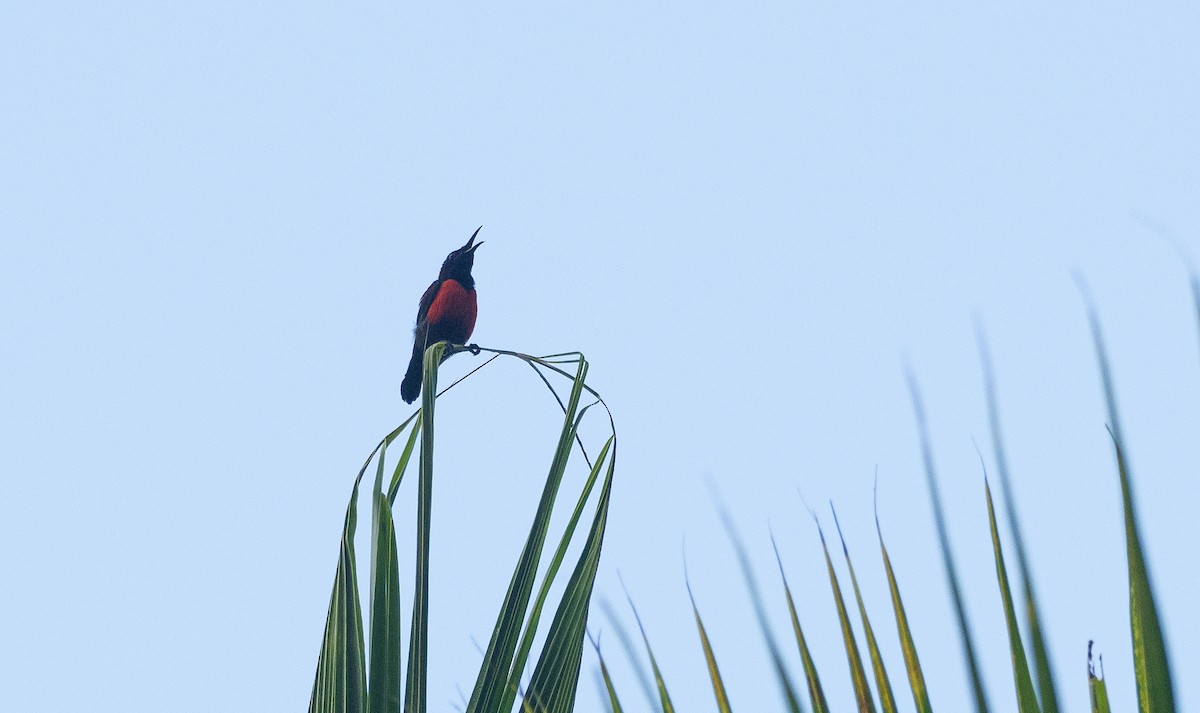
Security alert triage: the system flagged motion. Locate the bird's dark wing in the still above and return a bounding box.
[414,278,442,325]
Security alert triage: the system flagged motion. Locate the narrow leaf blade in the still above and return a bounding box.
[984,481,1040,713]
[309,475,368,713]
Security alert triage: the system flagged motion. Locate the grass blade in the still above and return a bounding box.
[978,330,1060,713]
[907,372,990,713]
[874,503,933,713]
[521,443,617,713]
[831,508,898,713]
[771,538,829,713]
[983,479,1040,713]
[685,574,732,713]
[1080,288,1176,711]
[814,518,877,713]
[309,473,368,713]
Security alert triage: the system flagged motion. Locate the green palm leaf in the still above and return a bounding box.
[983,479,1040,713]
[309,472,369,713]
[685,573,732,713]
[831,509,897,713]
[814,518,876,713]
[907,373,990,713]
[465,355,590,713]
[1080,288,1176,712]
[771,538,829,713]
[873,502,932,713]
[978,331,1059,713]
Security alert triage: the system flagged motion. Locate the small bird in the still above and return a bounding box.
[400,227,483,403]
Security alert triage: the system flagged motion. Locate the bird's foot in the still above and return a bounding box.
[467,343,481,355]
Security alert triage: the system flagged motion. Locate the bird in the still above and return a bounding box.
[400,227,483,403]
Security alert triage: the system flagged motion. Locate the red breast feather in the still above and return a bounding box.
[425,279,478,344]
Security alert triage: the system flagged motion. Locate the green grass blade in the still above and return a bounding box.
[369,494,403,713]
[983,480,1040,713]
[1089,643,1112,713]
[507,437,614,711]
[1080,290,1176,712]
[907,372,990,713]
[466,355,589,713]
[815,520,877,713]
[522,449,616,713]
[771,538,829,713]
[831,509,897,713]
[720,512,805,713]
[403,341,448,713]
[309,473,368,713]
[686,575,733,713]
[622,586,676,713]
[874,506,933,713]
[978,330,1060,713]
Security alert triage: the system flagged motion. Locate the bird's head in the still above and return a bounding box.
[439,226,484,284]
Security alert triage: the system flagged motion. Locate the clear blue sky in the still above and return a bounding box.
[2,3,1198,712]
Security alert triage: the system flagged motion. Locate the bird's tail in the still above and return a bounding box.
[400,339,425,404]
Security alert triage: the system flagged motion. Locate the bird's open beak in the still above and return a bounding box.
[464,226,484,252]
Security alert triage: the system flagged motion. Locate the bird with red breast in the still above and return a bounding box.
[400,227,483,403]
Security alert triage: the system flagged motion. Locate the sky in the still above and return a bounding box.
[2,3,1199,712]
